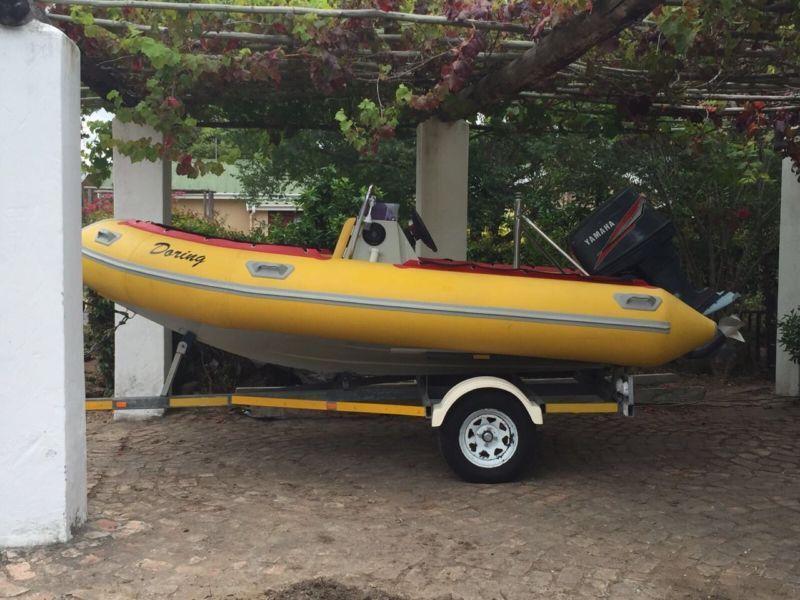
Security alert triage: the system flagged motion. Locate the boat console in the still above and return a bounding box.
[343,186,438,265]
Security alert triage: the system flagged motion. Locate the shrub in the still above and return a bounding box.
[172,209,268,243]
[83,289,116,396]
[778,307,800,364]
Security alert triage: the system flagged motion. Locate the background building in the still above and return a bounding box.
[83,164,302,233]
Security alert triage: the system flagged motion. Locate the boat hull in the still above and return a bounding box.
[122,301,604,375]
[81,219,717,374]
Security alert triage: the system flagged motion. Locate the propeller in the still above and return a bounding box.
[718,315,745,343]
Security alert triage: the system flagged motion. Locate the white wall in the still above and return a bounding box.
[776,158,800,397]
[112,120,172,418]
[0,20,87,546]
[415,119,469,260]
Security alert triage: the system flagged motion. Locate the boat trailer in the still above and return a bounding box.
[86,333,644,483]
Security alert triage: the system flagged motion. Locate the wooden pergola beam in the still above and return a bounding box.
[49,0,531,34]
[462,0,662,110]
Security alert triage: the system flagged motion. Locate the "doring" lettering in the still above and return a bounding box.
[150,242,206,268]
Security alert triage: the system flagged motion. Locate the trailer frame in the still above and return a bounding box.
[86,332,638,482]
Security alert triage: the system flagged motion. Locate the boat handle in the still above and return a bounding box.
[246,261,294,280]
[95,229,121,246]
[614,293,662,311]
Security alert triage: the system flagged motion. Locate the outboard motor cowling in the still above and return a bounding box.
[570,189,722,314]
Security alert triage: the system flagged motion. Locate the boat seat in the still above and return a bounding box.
[332,217,356,259]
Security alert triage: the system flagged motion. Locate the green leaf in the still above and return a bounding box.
[137,37,180,69]
[69,6,94,27]
[395,84,412,105]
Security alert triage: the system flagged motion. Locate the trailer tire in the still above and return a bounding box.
[438,390,535,483]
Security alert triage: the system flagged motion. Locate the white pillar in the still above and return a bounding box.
[776,158,800,397]
[415,118,469,260]
[112,120,172,418]
[0,20,87,546]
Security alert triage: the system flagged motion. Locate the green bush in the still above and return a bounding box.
[778,307,800,364]
[171,210,268,243]
[83,203,117,396]
[83,289,117,396]
[265,169,365,250]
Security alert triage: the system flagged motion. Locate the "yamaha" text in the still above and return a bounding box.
[583,220,615,246]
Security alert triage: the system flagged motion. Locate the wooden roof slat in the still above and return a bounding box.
[50,0,532,34]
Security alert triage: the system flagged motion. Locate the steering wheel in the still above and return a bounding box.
[410,209,438,252]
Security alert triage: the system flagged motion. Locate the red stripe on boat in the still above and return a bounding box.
[397,257,653,287]
[121,220,332,259]
[120,220,651,286]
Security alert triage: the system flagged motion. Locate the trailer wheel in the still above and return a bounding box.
[438,391,535,483]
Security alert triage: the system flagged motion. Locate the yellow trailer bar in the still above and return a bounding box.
[545,402,618,414]
[84,393,426,416]
[168,395,230,408]
[85,399,114,411]
[85,395,230,411]
[231,395,427,417]
[86,394,619,416]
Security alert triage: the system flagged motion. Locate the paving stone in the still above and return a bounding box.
[555,566,583,587]
[79,555,102,567]
[112,520,149,538]
[138,559,172,572]
[95,519,118,532]
[42,564,68,577]
[5,562,35,582]
[0,576,28,598]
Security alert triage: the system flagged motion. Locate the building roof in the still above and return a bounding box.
[94,165,242,193]
[172,164,244,194]
[93,163,304,205]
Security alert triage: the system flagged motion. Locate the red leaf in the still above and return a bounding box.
[375,0,398,12]
[163,96,182,110]
[176,154,193,176]
[375,124,396,140]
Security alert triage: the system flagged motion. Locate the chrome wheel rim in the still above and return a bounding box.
[458,409,518,468]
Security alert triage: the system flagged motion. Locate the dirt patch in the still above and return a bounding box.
[262,578,450,600]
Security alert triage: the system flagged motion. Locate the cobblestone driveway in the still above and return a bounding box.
[1,381,799,600]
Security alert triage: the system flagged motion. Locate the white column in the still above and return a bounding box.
[776,158,800,397]
[112,120,172,418]
[415,118,469,260]
[0,20,87,546]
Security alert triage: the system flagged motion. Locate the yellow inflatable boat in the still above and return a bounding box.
[82,190,724,375]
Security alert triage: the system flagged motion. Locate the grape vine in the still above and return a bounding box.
[48,0,800,176]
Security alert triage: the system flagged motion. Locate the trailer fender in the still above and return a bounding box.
[430,376,543,428]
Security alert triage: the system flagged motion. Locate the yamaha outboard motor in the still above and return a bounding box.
[570,189,732,315]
